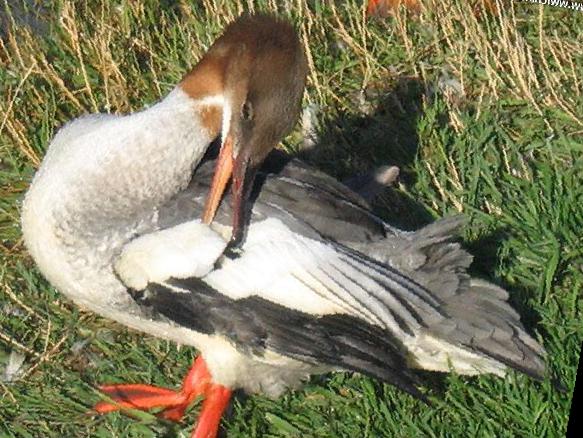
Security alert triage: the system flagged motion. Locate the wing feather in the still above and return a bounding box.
[141,278,427,401]
[203,218,444,341]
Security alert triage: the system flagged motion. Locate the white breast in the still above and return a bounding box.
[21,87,215,311]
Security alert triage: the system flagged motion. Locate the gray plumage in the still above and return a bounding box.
[159,152,546,380]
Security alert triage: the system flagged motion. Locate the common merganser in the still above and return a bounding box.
[21,13,545,438]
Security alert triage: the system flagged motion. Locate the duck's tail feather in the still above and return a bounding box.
[353,216,546,380]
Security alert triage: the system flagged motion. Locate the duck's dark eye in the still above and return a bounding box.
[241,102,253,121]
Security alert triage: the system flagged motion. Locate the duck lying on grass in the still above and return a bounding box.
[21,13,545,438]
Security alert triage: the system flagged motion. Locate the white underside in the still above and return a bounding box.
[101,304,319,396]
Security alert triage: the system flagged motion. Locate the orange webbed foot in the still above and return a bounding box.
[95,356,232,437]
[95,383,186,415]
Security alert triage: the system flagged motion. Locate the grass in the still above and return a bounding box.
[0,0,581,436]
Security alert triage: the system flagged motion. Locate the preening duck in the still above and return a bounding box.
[21,13,545,438]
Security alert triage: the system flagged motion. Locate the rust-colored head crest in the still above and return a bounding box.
[183,14,308,248]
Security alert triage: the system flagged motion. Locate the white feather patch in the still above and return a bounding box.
[114,220,227,290]
[408,333,507,376]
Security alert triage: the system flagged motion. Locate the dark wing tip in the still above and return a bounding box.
[141,277,429,402]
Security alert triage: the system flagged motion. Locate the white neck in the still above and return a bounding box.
[21,87,219,312]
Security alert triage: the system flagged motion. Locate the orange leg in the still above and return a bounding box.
[191,384,232,438]
[95,356,232,438]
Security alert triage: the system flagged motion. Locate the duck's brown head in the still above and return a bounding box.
[180,14,308,248]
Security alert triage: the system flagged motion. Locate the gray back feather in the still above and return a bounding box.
[159,153,546,379]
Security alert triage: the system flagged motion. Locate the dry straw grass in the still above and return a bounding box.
[1,0,579,173]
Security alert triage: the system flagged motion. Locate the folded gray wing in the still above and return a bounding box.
[156,153,546,381]
[157,153,386,243]
[356,217,546,379]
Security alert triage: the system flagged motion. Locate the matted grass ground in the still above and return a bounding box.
[0,0,581,436]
